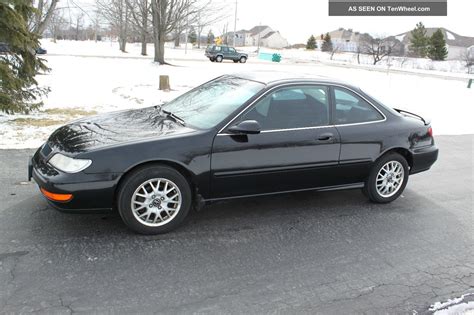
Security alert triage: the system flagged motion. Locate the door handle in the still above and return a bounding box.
[317,133,334,141]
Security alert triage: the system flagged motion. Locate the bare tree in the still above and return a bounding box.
[330,46,339,60]
[31,0,61,35]
[150,0,198,64]
[126,0,151,55]
[460,50,474,74]
[73,12,84,40]
[193,1,227,48]
[96,0,130,52]
[360,36,400,65]
[47,9,67,42]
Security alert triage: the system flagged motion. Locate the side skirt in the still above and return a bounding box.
[204,182,365,202]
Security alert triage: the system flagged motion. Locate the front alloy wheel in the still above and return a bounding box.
[131,178,182,227]
[117,165,192,234]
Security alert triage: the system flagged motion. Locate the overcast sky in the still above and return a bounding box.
[73,0,472,44]
[212,0,473,44]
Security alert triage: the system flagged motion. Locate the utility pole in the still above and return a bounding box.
[184,8,189,54]
[257,22,261,53]
[233,0,237,47]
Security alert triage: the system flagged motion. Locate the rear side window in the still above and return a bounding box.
[333,88,384,124]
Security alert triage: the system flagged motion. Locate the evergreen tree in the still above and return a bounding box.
[0,0,49,114]
[428,28,448,61]
[188,27,197,44]
[321,33,333,52]
[306,35,316,50]
[207,30,215,44]
[409,22,429,57]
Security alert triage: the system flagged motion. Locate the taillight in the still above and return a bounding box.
[428,127,433,137]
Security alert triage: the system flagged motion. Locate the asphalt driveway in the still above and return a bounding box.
[0,135,472,314]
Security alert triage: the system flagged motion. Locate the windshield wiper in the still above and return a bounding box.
[162,109,186,126]
[153,104,186,126]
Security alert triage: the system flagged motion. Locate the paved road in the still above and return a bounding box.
[0,135,472,314]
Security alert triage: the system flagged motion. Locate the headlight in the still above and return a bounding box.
[48,153,92,173]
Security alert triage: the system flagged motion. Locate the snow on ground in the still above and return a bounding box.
[0,40,473,149]
[430,293,474,314]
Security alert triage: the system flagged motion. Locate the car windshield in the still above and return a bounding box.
[162,76,265,129]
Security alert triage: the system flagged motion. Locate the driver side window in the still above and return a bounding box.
[240,86,329,131]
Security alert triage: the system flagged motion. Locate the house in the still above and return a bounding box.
[395,28,474,60]
[317,28,403,55]
[469,45,474,61]
[322,28,362,52]
[224,25,288,48]
[260,31,288,49]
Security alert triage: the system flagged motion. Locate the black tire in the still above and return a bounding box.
[117,165,192,234]
[239,56,247,63]
[209,57,215,62]
[363,152,409,204]
[233,60,239,63]
[216,55,223,62]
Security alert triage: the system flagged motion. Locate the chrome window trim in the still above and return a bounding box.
[217,82,387,135]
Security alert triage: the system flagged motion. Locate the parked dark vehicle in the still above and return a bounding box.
[29,73,438,234]
[0,42,46,55]
[205,45,248,63]
[0,42,10,54]
[36,47,47,54]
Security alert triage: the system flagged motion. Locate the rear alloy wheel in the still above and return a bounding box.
[239,56,247,63]
[216,55,223,62]
[364,153,409,203]
[117,165,192,234]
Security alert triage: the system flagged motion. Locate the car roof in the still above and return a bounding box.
[230,71,359,89]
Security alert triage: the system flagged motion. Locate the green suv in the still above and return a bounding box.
[205,45,248,63]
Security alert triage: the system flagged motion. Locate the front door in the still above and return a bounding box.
[210,85,341,199]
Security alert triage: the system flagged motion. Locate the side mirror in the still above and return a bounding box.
[228,120,261,135]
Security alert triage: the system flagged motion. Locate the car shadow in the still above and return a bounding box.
[2,187,426,241]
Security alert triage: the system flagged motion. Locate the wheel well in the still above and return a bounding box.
[382,148,413,169]
[113,161,196,208]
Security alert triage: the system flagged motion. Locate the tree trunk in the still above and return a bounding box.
[141,31,147,55]
[197,30,201,48]
[174,35,180,47]
[119,37,127,52]
[154,35,165,64]
[34,0,59,35]
[159,75,170,90]
[140,9,147,55]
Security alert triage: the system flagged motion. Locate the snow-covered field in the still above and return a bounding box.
[0,40,473,149]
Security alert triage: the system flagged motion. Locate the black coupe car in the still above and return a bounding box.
[29,73,438,234]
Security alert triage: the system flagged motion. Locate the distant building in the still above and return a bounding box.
[318,28,402,56]
[225,25,288,48]
[260,31,288,49]
[395,28,474,60]
[324,28,361,52]
[468,45,474,61]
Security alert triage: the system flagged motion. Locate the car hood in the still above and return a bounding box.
[47,106,196,154]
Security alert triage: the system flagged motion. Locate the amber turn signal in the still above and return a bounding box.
[40,188,73,202]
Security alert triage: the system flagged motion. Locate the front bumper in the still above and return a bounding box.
[410,145,439,174]
[30,149,121,212]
